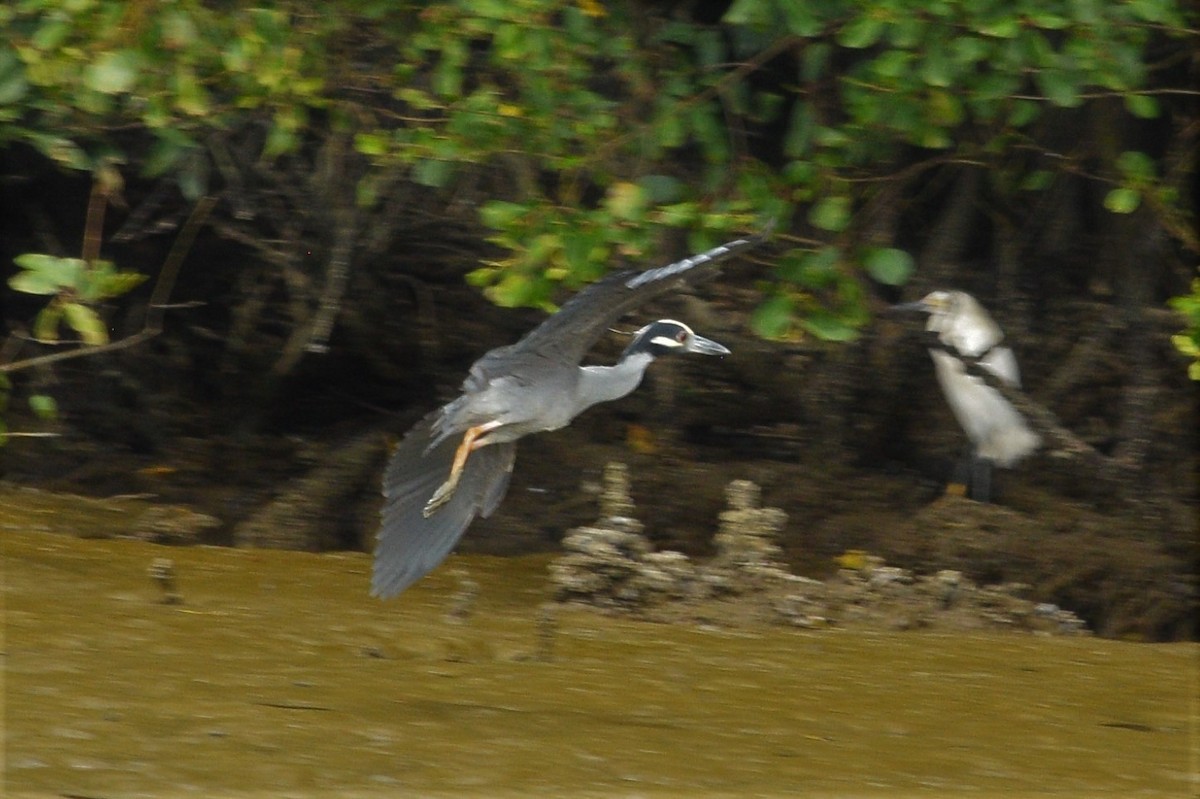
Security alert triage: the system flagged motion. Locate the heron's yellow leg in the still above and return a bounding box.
[424,421,501,516]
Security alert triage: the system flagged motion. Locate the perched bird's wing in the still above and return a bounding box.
[979,346,1022,388]
[505,227,771,366]
[373,410,516,599]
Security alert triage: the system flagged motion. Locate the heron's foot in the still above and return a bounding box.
[944,482,968,498]
[423,423,497,517]
[424,475,460,517]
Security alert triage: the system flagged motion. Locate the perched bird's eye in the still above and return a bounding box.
[675,329,688,343]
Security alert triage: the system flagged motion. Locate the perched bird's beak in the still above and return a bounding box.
[686,334,731,356]
[889,300,931,314]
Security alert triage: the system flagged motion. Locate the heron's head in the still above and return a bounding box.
[893,289,956,315]
[893,289,1005,350]
[622,319,730,359]
[892,290,974,332]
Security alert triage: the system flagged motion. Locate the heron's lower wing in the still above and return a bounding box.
[373,410,517,599]
[979,345,1021,387]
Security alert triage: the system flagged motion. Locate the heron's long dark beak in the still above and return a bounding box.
[889,300,931,314]
[686,334,731,356]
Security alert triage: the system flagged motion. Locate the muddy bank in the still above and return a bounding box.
[3,521,1197,798]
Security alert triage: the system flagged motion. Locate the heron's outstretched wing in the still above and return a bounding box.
[373,410,516,599]
[504,227,771,366]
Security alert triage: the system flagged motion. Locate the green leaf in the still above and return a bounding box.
[809,196,851,232]
[413,158,451,188]
[354,132,389,157]
[62,303,109,345]
[86,271,148,301]
[787,247,841,288]
[919,50,953,88]
[263,120,299,158]
[465,266,498,288]
[782,3,824,37]
[1008,99,1041,127]
[750,294,793,339]
[479,200,527,230]
[638,174,684,204]
[84,50,140,94]
[784,101,816,158]
[0,48,29,105]
[28,394,58,420]
[11,254,84,293]
[10,270,63,295]
[873,50,913,80]
[975,15,1021,39]
[800,310,860,342]
[1170,333,1198,357]
[32,136,91,171]
[356,175,379,209]
[1020,170,1054,191]
[32,305,62,341]
[1103,187,1141,214]
[951,36,990,66]
[143,134,197,178]
[162,10,199,48]
[31,19,71,51]
[655,201,698,227]
[487,272,538,308]
[1115,150,1156,181]
[837,16,885,49]
[1127,0,1176,24]
[1027,11,1070,29]
[925,89,963,129]
[862,247,914,286]
[1123,94,1159,119]
[722,0,773,27]
[604,182,647,221]
[173,67,210,115]
[801,43,831,82]
[562,230,604,278]
[1035,69,1082,108]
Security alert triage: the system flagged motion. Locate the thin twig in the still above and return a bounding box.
[82,177,107,263]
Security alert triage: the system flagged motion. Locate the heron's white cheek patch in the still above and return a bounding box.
[650,336,684,348]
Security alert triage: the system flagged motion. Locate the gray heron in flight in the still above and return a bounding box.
[373,230,770,598]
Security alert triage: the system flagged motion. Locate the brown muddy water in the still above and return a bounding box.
[2,492,1197,798]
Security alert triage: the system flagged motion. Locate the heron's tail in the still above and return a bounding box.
[373,410,516,599]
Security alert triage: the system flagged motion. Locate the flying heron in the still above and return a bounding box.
[373,230,770,598]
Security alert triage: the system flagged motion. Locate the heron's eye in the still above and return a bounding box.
[675,330,688,343]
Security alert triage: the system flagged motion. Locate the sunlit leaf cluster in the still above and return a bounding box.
[1168,280,1200,381]
[9,254,146,345]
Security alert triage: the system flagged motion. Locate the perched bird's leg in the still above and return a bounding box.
[424,421,502,516]
[946,445,973,497]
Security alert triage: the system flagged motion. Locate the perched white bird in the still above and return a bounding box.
[897,290,1041,500]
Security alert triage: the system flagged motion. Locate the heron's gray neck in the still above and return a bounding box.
[576,352,655,414]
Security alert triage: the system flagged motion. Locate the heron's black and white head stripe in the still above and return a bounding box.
[622,319,698,358]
